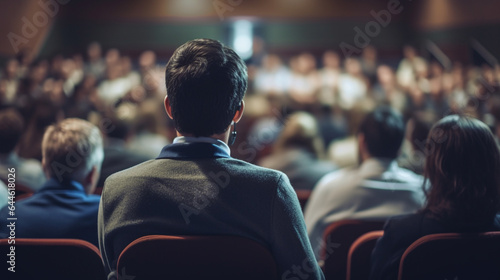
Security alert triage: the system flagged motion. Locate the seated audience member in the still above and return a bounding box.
[127,100,170,158]
[398,112,436,175]
[0,118,104,246]
[17,98,64,161]
[97,114,150,188]
[369,115,500,280]
[98,39,324,279]
[259,111,337,190]
[0,108,46,191]
[304,106,425,259]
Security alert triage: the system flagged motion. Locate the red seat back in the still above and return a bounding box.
[321,220,385,280]
[0,238,106,280]
[117,235,278,280]
[347,230,384,280]
[398,232,500,280]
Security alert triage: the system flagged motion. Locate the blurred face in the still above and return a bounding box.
[5,59,19,79]
[88,43,102,60]
[323,51,340,69]
[139,50,156,69]
[377,65,394,84]
[345,58,362,75]
[105,49,120,66]
[403,46,416,59]
[362,46,377,61]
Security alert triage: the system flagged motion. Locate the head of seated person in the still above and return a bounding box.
[0,108,24,156]
[357,106,405,163]
[423,115,500,226]
[42,118,104,194]
[274,111,324,158]
[164,38,247,141]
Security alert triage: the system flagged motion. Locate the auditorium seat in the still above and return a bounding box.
[346,230,384,280]
[117,235,278,280]
[398,232,500,280]
[321,220,385,280]
[0,238,106,280]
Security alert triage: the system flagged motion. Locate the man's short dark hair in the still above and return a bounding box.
[358,106,405,159]
[0,108,24,154]
[165,38,247,136]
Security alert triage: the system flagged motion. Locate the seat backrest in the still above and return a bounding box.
[347,230,384,280]
[295,189,312,211]
[398,232,500,280]
[321,220,385,280]
[0,238,106,280]
[117,235,278,280]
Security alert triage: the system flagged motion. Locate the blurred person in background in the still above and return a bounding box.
[17,98,64,161]
[372,65,408,113]
[370,115,500,280]
[259,111,337,190]
[84,42,106,80]
[0,118,104,246]
[338,57,368,110]
[0,59,20,105]
[305,106,425,259]
[289,52,321,112]
[0,108,46,191]
[254,54,291,97]
[360,45,379,85]
[318,50,341,108]
[397,112,436,175]
[128,99,170,158]
[97,112,150,188]
[397,45,427,90]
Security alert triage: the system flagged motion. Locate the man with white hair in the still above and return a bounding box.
[0,118,104,246]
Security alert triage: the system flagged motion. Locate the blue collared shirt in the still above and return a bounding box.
[157,136,231,159]
[173,136,231,155]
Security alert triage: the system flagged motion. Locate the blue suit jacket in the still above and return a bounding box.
[0,178,100,247]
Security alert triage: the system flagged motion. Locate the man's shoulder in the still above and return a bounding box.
[104,157,287,191]
[315,166,358,190]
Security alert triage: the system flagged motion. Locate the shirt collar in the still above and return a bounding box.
[173,136,231,155]
[39,178,87,194]
[157,136,231,159]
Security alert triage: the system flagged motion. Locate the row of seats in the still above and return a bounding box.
[2,220,500,280]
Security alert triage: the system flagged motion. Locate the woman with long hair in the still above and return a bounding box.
[369,115,500,280]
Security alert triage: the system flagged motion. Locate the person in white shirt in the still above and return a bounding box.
[304,106,426,259]
[338,58,368,110]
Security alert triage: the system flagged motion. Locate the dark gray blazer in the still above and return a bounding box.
[98,141,324,279]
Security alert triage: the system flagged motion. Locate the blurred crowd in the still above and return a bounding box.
[1,42,500,189]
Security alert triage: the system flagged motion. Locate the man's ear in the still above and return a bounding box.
[164,95,173,120]
[232,100,245,124]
